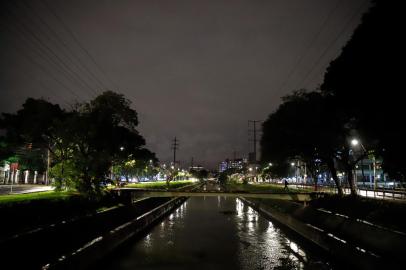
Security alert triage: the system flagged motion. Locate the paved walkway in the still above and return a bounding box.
[0,184,53,195]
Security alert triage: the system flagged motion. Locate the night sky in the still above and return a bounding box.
[0,0,368,168]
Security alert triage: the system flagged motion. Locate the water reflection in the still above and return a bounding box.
[235,198,307,269]
[102,197,332,270]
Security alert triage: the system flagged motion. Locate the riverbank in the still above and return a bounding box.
[240,196,406,269]
[125,180,197,190]
[309,194,406,233]
[48,196,187,270]
[0,195,184,269]
[223,182,310,193]
[0,190,125,241]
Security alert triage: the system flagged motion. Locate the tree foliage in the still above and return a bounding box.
[1,91,156,197]
[261,0,404,197]
[321,0,405,180]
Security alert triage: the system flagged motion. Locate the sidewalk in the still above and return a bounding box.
[0,184,53,195]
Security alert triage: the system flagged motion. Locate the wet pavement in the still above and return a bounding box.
[102,195,334,270]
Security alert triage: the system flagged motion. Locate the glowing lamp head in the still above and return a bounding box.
[351,139,359,146]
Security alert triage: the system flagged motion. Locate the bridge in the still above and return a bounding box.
[118,188,321,202]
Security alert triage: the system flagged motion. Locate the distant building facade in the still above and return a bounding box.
[218,158,247,173]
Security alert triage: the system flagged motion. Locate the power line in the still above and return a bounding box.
[296,0,370,89]
[3,25,75,105]
[2,12,91,99]
[40,0,120,91]
[4,1,98,97]
[278,0,342,93]
[3,25,81,102]
[19,0,107,93]
[1,20,80,102]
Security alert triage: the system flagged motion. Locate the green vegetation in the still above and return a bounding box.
[1,91,157,197]
[223,183,309,193]
[0,191,74,205]
[126,180,195,190]
[261,0,405,197]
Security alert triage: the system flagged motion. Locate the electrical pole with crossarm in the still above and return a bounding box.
[248,120,261,163]
[172,137,179,168]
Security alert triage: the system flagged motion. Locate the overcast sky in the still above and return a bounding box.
[0,0,369,169]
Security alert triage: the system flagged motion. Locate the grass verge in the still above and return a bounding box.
[0,191,74,205]
[125,180,195,189]
[224,182,310,193]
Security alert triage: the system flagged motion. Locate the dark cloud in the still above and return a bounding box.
[0,0,368,168]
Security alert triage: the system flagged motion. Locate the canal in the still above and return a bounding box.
[100,196,334,270]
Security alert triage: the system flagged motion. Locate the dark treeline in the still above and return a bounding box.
[261,0,404,196]
[0,91,156,197]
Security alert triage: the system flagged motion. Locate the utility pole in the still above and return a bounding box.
[191,157,194,169]
[46,147,50,185]
[172,137,179,168]
[248,120,261,182]
[248,120,261,163]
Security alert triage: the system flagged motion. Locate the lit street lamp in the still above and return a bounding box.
[351,138,366,152]
[350,138,376,190]
[351,138,359,146]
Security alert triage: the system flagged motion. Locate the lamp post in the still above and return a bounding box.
[267,163,272,183]
[351,138,376,191]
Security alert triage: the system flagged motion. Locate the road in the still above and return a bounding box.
[0,184,53,195]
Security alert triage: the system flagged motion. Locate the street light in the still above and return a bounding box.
[350,138,375,190]
[268,163,273,167]
[350,138,366,152]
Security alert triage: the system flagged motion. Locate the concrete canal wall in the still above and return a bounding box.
[239,197,406,270]
[47,196,187,270]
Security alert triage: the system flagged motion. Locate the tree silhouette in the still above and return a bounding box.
[321,0,405,181]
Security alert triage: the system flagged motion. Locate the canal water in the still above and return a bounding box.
[102,197,334,270]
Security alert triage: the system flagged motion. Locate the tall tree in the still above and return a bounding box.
[1,91,155,197]
[321,0,405,181]
[59,91,151,196]
[261,91,346,195]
